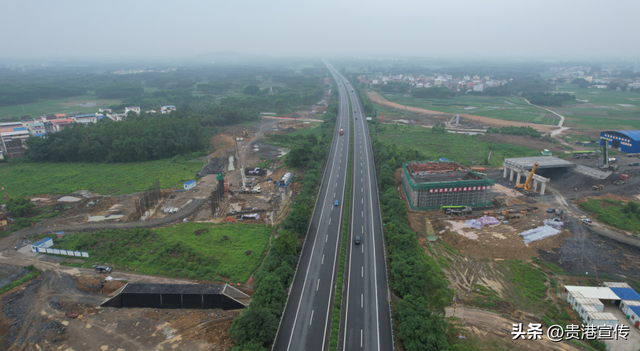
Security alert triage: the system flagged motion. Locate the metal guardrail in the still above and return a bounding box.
[355,86,397,351]
[270,77,344,351]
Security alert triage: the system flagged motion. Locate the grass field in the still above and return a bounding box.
[378,93,560,125]
[54,223,272,282]
[0,94,121,120]
[376,124,540,167]
[579,199,640,233]
[377,84,640,130]
[552,83,640,129]
[0,157,204,204]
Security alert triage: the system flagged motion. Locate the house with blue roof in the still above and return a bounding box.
[627,305,640,329]
[30,237,53,252]
[600,130,640,154]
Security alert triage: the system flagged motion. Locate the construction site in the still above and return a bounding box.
[0,114,324,351]
[395,143,640,349]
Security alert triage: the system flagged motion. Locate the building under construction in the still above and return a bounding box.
[401,161,495,210]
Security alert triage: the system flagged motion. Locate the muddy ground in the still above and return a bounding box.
[0,269,239,351]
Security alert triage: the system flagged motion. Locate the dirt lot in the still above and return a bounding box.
[0,269,239,351]
[367,90,558,132]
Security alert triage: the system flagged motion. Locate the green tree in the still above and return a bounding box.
[273,230,297,255]
[251,273,286,315]
[6,197,35,217]
[243,85,260,95]
[229,307,279,347]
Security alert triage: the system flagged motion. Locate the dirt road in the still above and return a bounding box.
[446,306,580,350]
[0,252,197,285]
[367,91,558,132]
[0,199,205,252]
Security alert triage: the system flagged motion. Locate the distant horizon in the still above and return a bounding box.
[2,0,639,64]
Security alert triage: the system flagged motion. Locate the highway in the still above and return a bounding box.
[330,68,394,350]
[272,67,351,351]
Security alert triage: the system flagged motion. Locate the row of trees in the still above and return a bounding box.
[370,124,450,350]
[229,97,339,351]
[24,115,207,162]
[521,92,574,107]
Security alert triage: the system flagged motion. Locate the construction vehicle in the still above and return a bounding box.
[441,205,472,216]
[514,162,539,196]
[599,137,618,171]
[339,129,344,136]
[242,130,250,138]
[612,174,629,185]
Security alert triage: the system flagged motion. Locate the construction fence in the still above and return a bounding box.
[402,162,495,210]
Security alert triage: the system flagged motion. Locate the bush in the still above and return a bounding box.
[6,197,35,217]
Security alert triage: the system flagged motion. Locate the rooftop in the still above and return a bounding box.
[504,156,575,170]
[32,237,53,246]
[587,312,618,321]
[610,287,640,301]
[1,130,30,137]
[566,285,620,300]
[602,130,640,142]
[74,114,97,118]
[629,305,640,316]
[122,283,224,295]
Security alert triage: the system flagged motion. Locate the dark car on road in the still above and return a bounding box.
[93,265,113,273]
[354,236,361,245]
[556,209,564,216]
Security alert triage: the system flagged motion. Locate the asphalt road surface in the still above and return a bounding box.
[331,69,394,350]
[272,67,351,351]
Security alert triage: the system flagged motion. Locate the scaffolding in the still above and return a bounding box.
[402,162,495,210]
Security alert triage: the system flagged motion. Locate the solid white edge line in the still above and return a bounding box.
[284,74,346,351]
[320,71,351,351]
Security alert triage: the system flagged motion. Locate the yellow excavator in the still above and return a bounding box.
[515,162,539,196]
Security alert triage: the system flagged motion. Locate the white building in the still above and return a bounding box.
[30,237,53,252]
[124,106,141,115]
[473,84,484,92]
[161,105,176,114]
[183,180,196,190]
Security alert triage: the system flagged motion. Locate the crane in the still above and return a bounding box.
[2,186,11,201]
[515,162,538,195]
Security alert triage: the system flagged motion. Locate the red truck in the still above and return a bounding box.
[339,129,344,135]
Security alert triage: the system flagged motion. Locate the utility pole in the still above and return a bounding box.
[404,96,407,119]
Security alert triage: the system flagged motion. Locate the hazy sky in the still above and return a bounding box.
[1,0,639,62]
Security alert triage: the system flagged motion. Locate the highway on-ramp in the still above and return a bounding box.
[272,68,351,351]
[331,68,394,351]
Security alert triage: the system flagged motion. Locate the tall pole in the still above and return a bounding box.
[404,97,407,119]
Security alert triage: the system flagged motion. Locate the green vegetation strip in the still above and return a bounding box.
[0,265,40,295]
[579,199,640,233]
[329,100,354,350]
[0,157,203,204]
[56,223,271,282]
[368,121,450,349]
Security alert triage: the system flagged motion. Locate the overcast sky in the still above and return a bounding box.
[1,0,638,62]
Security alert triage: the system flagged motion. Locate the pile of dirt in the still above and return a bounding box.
[73,276,126,295]
[199,156,227,177]
[539,218,640,279]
